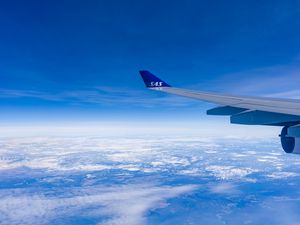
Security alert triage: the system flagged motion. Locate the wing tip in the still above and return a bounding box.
[139,70,171,88]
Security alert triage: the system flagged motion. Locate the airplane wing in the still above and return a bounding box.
[139,70,300,154]
[139,70,300,127]
[140,70,300,154]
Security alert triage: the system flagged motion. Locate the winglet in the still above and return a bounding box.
[139,70,171,88]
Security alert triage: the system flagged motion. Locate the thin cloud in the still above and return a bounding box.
[0,86,198,108]
[0,184,197,225]
[190,62,300,99]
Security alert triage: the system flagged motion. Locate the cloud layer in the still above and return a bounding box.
[1,136,300,224]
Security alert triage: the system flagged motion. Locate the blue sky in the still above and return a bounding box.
[1,0,300,125]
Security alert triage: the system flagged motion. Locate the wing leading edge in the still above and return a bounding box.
[139,70,300,126]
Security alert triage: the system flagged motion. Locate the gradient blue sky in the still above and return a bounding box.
[1,0,300,125]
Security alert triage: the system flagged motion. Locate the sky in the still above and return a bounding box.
[0,0,300,133]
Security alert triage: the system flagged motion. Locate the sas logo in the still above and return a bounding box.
[150,81,163,87]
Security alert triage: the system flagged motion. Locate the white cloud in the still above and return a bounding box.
[1,135,300,224]
[210,183,239,195]
[0,136,283,178]
[0,184,197,225]
[266,172,299,179]
[205,165,257,180]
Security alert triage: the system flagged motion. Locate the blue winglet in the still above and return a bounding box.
[139,70,171,88]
